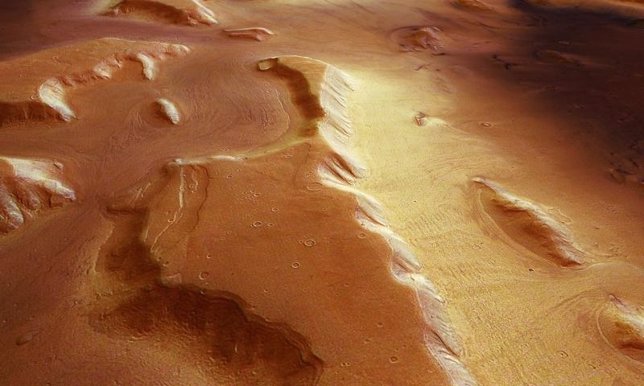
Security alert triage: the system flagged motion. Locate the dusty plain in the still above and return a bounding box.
[0,0,642,385]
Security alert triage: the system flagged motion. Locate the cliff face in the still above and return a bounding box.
[0,1,642,385]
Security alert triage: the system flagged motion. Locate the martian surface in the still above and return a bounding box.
[0,0,642,385]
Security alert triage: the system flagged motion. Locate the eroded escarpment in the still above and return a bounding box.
[87,56,475,385]
[101,0,217,26]
[0,38,189,126]
[597,295,644,363]
[224,27,275,41]
[0,157,75,234]
[255,56,367,183]
[472,177,584,267]
[257,56,475,385]
[90,204,323,385]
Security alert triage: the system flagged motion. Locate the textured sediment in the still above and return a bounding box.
[2,0,643,385]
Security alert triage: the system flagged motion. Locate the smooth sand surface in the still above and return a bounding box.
[0,0,642,385]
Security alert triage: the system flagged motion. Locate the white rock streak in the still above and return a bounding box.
[156,98,181,125]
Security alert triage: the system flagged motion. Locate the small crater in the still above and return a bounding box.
[303,238,317,247]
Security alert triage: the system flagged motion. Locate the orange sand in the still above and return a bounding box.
[0,0,642,385]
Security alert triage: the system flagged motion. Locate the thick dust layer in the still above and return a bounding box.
[0,0,643,385]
